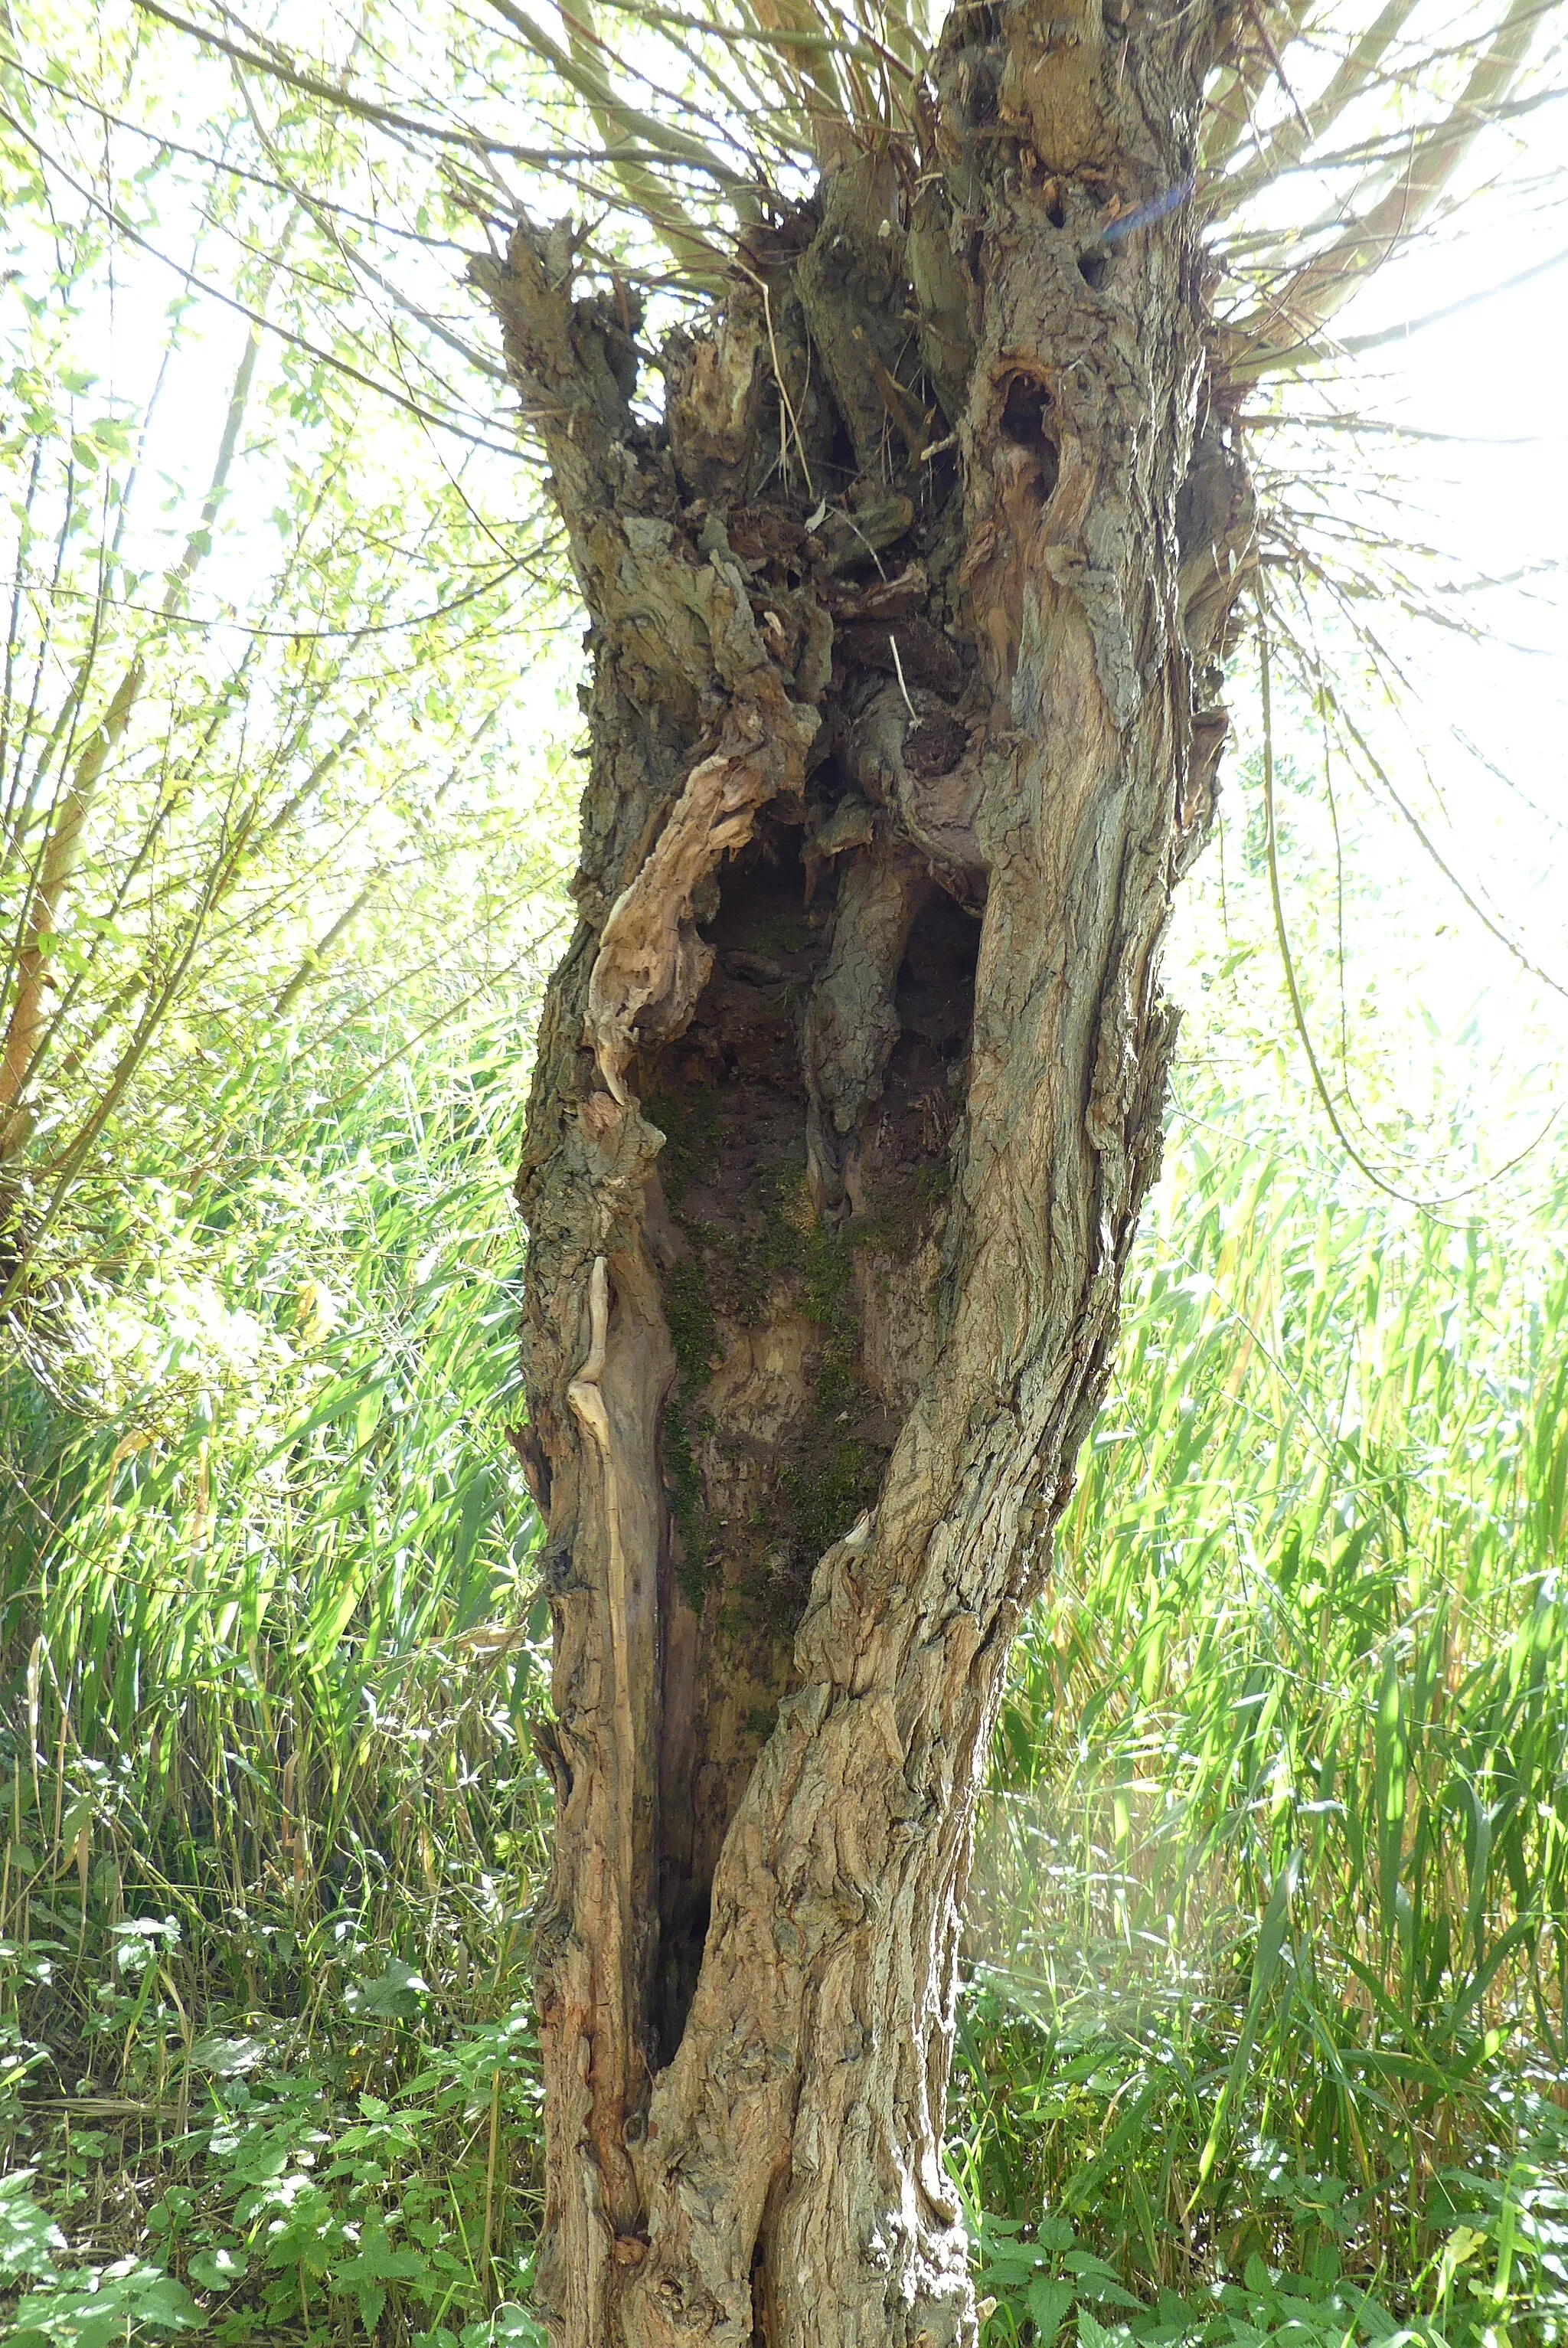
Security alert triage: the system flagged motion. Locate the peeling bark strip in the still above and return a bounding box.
[475,4,1256,2341]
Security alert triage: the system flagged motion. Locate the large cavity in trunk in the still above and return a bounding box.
[636,822,978,2065]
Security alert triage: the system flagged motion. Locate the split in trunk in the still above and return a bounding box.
[475,3,1256,2339]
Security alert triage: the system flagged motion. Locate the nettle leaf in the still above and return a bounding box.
[348,1956,430,2020]
[111,1918,179,1978]
[354,2281,391,2334]
[334,2221,430,2330]
[11,2258,205,2348]
[1028,2276,1076,2345]
[978,2242,1047,2288]
[186,2245,248,2291]
[224,2126,292,2186]
[1066,2251,1141,2309]
[188,2032,266,2078]
[484,2309,551,2348]
[334,2224,429,2286]
[0,2171,67,2283]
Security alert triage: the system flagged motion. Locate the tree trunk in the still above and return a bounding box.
[476,4,1253,2340]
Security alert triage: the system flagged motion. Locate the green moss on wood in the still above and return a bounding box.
[655,1133,935,1632]
[782,1434,872,1569]
[662,1400,709,1611]
[645,1084,720,1208]
[846,1159,952,1257]
[665,1257,716,1398]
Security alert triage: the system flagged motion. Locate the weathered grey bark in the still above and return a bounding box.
[475,3,1255,2340]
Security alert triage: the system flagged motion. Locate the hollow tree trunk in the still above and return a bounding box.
[476,3,1253,2340]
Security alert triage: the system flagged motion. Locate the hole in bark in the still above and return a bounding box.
[897,888,979,1051]
[822,407,859,488]
[1078,249,1111,290]
[749,2164,792,2348]
[965,59,998,126]
[1045,188,1067,230]
[903,711,969,780]
[638,847,978,2072]
[949,6,1002,125]
[642,823,873,2065]
[998,374,1060,505]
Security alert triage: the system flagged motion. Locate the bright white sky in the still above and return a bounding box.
[1146,61,1568,1195]
[1339,95,1568,815]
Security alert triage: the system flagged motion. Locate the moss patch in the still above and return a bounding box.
[782,1434,871,1568]
[662,1248,715,1609]
[645,1084,720,1209]
[847,1158,952,1257]
[665,1257,716,1398]
[650,1043,941,1633]
[662,1401,709,1611]
[660,1158,934,1628]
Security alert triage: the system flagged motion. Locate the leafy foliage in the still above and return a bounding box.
[0,1012,558,2346]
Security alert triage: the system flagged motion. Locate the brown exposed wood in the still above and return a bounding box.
[473,1,1256,2338]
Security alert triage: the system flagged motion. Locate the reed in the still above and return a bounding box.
[963,1065,1568,2344]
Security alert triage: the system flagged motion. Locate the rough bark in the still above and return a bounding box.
[475,4,1256,2341]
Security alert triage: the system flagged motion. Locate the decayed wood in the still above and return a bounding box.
[587,700,818,1104]
[476,0,1256,2338]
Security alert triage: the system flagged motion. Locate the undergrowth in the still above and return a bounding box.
[0,1009,553,2347]
[960,1068,1568,2348]
[4,888,1568,2348]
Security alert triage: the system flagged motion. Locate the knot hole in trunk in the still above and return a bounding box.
[998,372,1060,505]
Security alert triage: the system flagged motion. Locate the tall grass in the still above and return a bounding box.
[962,1088,1568,2345]
[0,1005,555,2346]
[3,1002,547,1867]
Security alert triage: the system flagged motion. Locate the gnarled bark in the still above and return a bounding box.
[476,3,1255,2340]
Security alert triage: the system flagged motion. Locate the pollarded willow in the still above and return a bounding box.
[24,0,1564,2340]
